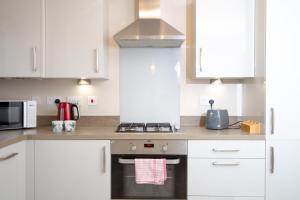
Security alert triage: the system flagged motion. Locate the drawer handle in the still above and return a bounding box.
[270,107,275,135]
[212,148,240,153]
[32,47,37,72]
[0,153,18,162]
[270,146,275,174]
[95,48,100,73]
[212,161,240,166]
[199,48,203,72]
[102,146,106,173]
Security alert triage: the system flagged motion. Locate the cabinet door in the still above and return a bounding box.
[195,0,255,78]
[0,0,42,77]
[266,140,300,200]
[188,158,265,197]
[45,0,107,78]
[35,140,110,200]
[0,141,26,200]
[188,140,265,159]
[266,0,300,140]
[188,197,264,200]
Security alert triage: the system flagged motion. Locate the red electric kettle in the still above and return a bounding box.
[55,99,80,121]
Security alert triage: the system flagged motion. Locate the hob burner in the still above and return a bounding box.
[116,123,173,133]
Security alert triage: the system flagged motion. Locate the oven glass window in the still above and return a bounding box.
[111,155,187,199]
[0,102,23,129]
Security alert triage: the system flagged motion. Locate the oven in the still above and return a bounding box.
[111,140,187,200]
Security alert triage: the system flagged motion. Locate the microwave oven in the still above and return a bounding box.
[0,100,37,131]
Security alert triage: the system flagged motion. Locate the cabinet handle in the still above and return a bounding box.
[212,161,240,166]
[270,107,275,135]
[212,148,240,153]
[102,146,106,173]
[0,153,18,162]
[32,47,37,72]
[95,48,100,73]
[199,48,203,72]
[270,146,275,174]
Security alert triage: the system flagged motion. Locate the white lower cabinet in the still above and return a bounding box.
[188,140,265,199]
[188,197,264,200]
[35,140,110,200]
[188,140,265,159]
[188,159,265,197]
[0,141,26,200]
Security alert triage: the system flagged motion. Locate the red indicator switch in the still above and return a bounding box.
[88,96,97,106]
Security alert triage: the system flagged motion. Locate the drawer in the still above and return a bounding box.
[188,158,265,196]
[188,197,264,200]
[188,140,265,158]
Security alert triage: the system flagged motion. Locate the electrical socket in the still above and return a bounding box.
[200,105,211,115]
[67,96,82,105]
[88,96,97,106]
[31,96,42,104]
[200,96,214,106]
[201,104,220,114]
[47,96,63,105]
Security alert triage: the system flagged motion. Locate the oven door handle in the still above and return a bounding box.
[118,158,181,165]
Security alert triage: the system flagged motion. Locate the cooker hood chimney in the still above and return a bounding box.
[114,0,185,48]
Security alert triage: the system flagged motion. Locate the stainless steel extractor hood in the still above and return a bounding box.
[114,0,185,48]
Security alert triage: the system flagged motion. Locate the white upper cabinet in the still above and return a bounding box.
[265,0,300,140]
[0,0,108,79]
[195,0,255,78]
[0,0,42,77]
[44,0,108,78]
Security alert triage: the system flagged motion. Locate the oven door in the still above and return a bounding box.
[111,154,187,200]
[0,102,23,130]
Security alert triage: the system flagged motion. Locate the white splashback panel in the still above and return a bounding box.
[120,48,181,127]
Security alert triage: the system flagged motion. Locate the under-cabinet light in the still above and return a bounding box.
[210,78,223,85]
[78,78,91,85]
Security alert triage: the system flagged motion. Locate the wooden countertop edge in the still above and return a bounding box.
[0,135,28,149]
[0,127,265,149]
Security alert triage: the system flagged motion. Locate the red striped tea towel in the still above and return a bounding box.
[135,159,167,185]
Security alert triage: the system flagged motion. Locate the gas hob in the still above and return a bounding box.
[116,123,173,133]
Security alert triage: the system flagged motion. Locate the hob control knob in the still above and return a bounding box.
[130,145,137,152]
[162,145,168,152]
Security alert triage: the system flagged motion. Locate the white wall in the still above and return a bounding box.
[242,0,266,119]
[0,0,241,116]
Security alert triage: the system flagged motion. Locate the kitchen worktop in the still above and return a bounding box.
[0,126,265,149]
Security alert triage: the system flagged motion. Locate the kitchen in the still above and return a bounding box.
[0,0,299,200]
